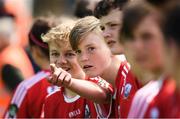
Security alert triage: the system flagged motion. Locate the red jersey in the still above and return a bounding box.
[4,70,58,118]
[114,61,140,118]
[42,87,97,118]
[128,77,180,118]
[87,77,114,118]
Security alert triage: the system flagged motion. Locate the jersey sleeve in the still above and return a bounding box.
[4,82,29,118]
[87,76,114,94]
[115,61,140,118]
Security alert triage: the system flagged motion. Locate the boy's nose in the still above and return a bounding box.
[57,55,67,66]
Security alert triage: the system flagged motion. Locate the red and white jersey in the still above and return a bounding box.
[42,87,97,118]
[128,76,180,118]
[114,61,140,118]
[4,70,58,118]
[87,77,114,118]
[87,76,114,94]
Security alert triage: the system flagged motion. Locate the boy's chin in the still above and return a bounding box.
[86,72,98,78]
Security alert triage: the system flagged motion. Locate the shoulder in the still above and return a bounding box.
[44,87,63,107]
[10,71,50,103]
[20,71,50,89]
[45,87,62,102]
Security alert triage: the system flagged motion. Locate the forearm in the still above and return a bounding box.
[49,64,112,103]
[65,78,111,104]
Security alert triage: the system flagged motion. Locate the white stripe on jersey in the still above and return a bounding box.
[94,96,113,118]
[128,78,163,118]
[120,62,130,95]
[10,71,49,107]
[123,65,128,74]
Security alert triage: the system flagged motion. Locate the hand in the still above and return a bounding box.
[49,64,72,87]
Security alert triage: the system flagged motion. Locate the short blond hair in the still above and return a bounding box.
[69,16,101,50]
[42,18,76,48]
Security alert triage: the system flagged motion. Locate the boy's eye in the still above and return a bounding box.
[141,33,153,41]
[65,52,76,57]
[100,25,105,31]
[75,49,81,55]
[51,52,59,57]
[87,47,95,52]
[110,23,119,28]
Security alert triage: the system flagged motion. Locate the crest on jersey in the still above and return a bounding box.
[47,85,59,94]
[124,83,132,98]
[150,107,159,118]
[8,104,18,118]
[85,104,90,118]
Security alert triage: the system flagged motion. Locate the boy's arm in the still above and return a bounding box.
[68,77,112,103]
[50,64,112,103]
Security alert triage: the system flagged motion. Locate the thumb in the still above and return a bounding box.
[50,63,56,73]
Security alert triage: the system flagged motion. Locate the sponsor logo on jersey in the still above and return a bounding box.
[8,104,18,118]
[124,83,132,99]
[69,109,81,118]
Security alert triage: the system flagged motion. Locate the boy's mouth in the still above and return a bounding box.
[83,65,93,70]
[107,40,116,47]
[62,67,71,72]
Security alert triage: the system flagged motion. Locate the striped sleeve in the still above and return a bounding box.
[4,71,50,118]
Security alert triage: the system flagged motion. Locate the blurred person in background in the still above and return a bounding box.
[74,0,100,18]
[4,0,32,47]
[163,1,180,116]
[120,0,178,117]
[4,17,58,118]
[163,0,180,90]
[0,2,34,117]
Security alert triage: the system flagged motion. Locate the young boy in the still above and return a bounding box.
[163,2,180,116]
[94,0,129,55]
[51,16,139,118]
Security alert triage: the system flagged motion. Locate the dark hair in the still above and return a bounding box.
[120,1,164,42]
[164,2,180,48]
[28,17,56,58]
[74,0,93,18]
[146,0,170,8]
[94,0,128,18]
[0,0,15,18]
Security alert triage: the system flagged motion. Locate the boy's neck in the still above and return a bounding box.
[64,88,78,98]
[100,55,121,87]
[64,72,85,98]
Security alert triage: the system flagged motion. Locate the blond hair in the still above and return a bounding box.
[42,17,76,48]
[69,16,101,50]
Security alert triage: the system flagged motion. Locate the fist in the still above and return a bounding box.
[49,64,72,87]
